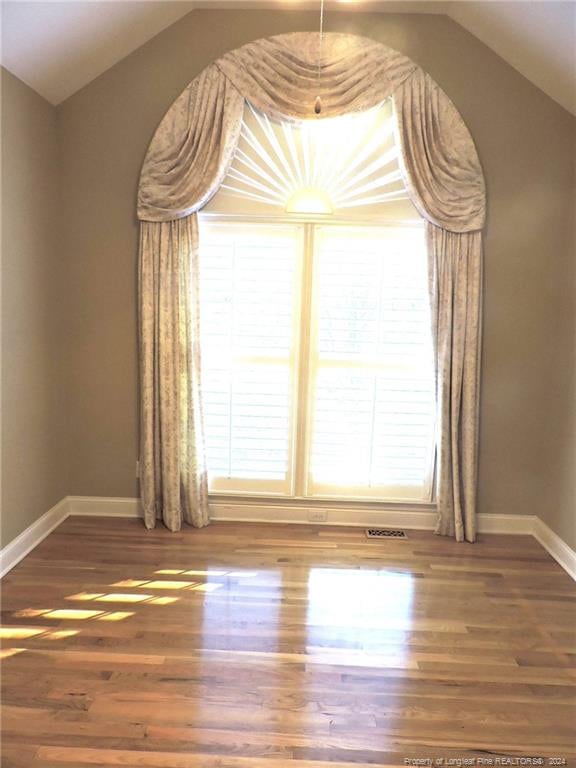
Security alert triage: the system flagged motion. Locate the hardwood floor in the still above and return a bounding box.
[1,518,575,766]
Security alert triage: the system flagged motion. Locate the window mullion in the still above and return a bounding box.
[292,223,314,498]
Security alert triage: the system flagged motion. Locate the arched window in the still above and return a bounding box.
[137,33,485,540]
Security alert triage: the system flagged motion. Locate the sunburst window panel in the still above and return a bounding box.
[204,101,418,219]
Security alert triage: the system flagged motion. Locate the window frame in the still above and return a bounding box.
[199,212,436,506]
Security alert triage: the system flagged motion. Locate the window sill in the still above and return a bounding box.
[208,494,436,513]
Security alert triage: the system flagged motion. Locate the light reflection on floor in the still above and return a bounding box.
[306,568,414,661]
[0,647,26,659]
[0,565,414,667]
[1,566,264,661]
[197,565,415,664]
[1,571,220,658]
[201,567,282,655]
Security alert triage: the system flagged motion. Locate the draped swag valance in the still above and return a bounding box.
[138,33,485,232]
[137,32,485,542]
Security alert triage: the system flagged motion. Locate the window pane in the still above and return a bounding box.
[307,226,435,501]
[203,365,291,480]
[199,222,302,494]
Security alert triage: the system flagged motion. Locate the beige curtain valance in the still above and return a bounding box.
[136,32,486,541]
[215,34,416,120]
[138,32,485,233]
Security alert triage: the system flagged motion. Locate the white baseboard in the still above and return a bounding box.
[67,496,141,518]
[0,498,69,578]
[63,497,535,534]
[533,516,576,582]
[477,512,534,534]
[1,495,574,581]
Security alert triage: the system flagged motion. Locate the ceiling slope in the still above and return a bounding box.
[1,1,575,115]
[1,1,196,105]
[448,1,576,116]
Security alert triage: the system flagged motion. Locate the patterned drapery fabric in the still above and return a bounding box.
[393,69,485,233]
[138,66,244,222]
[138,216,209,530]
[137,32,485,540]
[426,225,483,542]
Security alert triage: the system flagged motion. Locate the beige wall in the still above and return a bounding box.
[27,9,576,549]
[539,144,576,550]
[1,68,69,546]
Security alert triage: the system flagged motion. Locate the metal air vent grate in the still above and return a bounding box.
[365,528,407,539]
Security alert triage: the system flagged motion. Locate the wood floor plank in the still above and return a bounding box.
[1,518,575,765]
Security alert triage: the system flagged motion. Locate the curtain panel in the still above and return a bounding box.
[138,216,209,530]
[426,226,483,542]
[137,32,486,540]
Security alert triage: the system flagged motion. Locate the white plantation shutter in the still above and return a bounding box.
[307,226,435,501]
[199,219,435,501]
[199,222,302,494]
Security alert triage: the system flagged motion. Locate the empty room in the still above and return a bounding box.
[1,0,575,764]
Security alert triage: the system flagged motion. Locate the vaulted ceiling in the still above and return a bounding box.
[2,1,575,115]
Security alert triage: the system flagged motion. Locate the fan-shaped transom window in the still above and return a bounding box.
[204,100,419,220]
